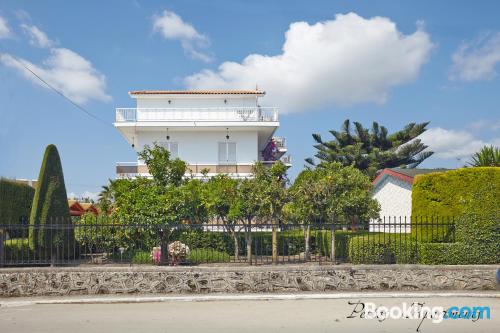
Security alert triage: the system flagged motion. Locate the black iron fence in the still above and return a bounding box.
[0,216,469,266]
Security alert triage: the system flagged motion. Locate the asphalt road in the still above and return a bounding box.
[0,295,498,333]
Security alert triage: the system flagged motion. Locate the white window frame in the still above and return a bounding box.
[218,142,237,164]
[158,141,178,159]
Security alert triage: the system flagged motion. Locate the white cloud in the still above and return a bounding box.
[0,16,11,38]
[419,127,500,159]
[450,32,500,81]
[81,191,99,202]
[184,12,433,113]
[153,10,213,62]
[68,191,99,201]
[21,24,53,48]
[0,48,111,104]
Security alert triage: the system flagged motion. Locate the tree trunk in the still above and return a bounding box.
[304,224,311,261]
[272,223,278,265]
[232,232,239,261]
[330,224,336,264]
[160,229,169,266]
[246,230,252,265]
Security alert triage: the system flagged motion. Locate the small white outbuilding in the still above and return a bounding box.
[369,168,448,232]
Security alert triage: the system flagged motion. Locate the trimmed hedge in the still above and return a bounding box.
[0,179,34,233]
[315,229,370,261]
[412,167,500,216]
[188,248,230,263]
[425,214,499,265]
[348,233,419,264]
[411,167,499,242]
[29,145,74,258]
[3,238,33,261]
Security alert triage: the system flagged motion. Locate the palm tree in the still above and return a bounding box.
[306,119,433,178]
[97,182,114,215]
[467,145,500,167]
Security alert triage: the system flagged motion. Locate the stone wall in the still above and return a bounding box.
[0,265,498,297]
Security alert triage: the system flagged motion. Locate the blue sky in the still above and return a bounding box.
[0,0,499,199]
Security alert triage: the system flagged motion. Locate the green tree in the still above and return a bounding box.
[229,174,262,264]
[284,169,328,260]
[306,119,433,178]
[29,144,73,261]
[286,163,380,259]
[467,145,500,167]
[138,142,186,188]
[253,162,289,264]
[203,174,240,259]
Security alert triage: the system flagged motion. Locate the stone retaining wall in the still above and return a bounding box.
[0,265,498,297]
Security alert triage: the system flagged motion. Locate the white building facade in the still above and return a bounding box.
[114,90,290,178]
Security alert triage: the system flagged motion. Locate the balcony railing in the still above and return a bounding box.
[273,136,286,149]
[115,107,279,123]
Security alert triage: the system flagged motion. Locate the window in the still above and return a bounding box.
[218,142,236,164]
[159,142,178,159]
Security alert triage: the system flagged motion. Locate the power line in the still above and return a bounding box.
[0,48,112,127]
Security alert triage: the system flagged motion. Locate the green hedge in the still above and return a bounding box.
[188,248,230,263]
[315,229,370,261]
[29,145,74,258]
[3,238,33,261]
[412,167,499,240]
[0,179,34,231]
[348,233,419,264]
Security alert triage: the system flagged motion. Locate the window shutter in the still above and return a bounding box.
[218,142,227,163]
[169,142,178,159]
[228,142,236,163]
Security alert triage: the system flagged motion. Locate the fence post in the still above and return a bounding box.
[272,223,278,265]
[330,224,335,264]
[160,228,169,266]
[0,228,4,267]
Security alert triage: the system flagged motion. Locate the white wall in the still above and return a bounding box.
[136,96,258,109]
[136,130,258,165]
[370,176,412,233]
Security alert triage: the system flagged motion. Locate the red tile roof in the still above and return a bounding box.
[129,90,265,96]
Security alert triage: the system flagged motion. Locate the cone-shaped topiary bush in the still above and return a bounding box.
[29,144,73,260]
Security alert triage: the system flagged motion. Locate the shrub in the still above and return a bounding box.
[0,178,34,226]
[412,167,499,242]
[315,229,371,261]
[175,229,233,254]
[29,144,74,259]
[132,250,153,264]
[3,238,33,261]
[348,233,418,264]
[188,248,230,264]
[0,179,34,239]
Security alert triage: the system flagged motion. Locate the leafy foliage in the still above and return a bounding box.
[306,119,433,178]
[0,178,34,237]
[286,163,380,223]
[467,145,500,167]
[412,167,500,218]
[138,142,186,187]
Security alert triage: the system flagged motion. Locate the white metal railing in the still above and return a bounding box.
[273,136,286,148]
[262,155,292,165]
[115,107,279,122]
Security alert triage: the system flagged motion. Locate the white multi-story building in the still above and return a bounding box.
[114,90,291,179]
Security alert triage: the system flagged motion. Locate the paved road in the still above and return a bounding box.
[0,295,498,333]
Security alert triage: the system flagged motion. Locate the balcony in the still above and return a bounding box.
[115,107,278,123]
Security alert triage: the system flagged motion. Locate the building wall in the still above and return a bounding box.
[370,176,413,232]
[136,96,258,109]
[136,130,259,165]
